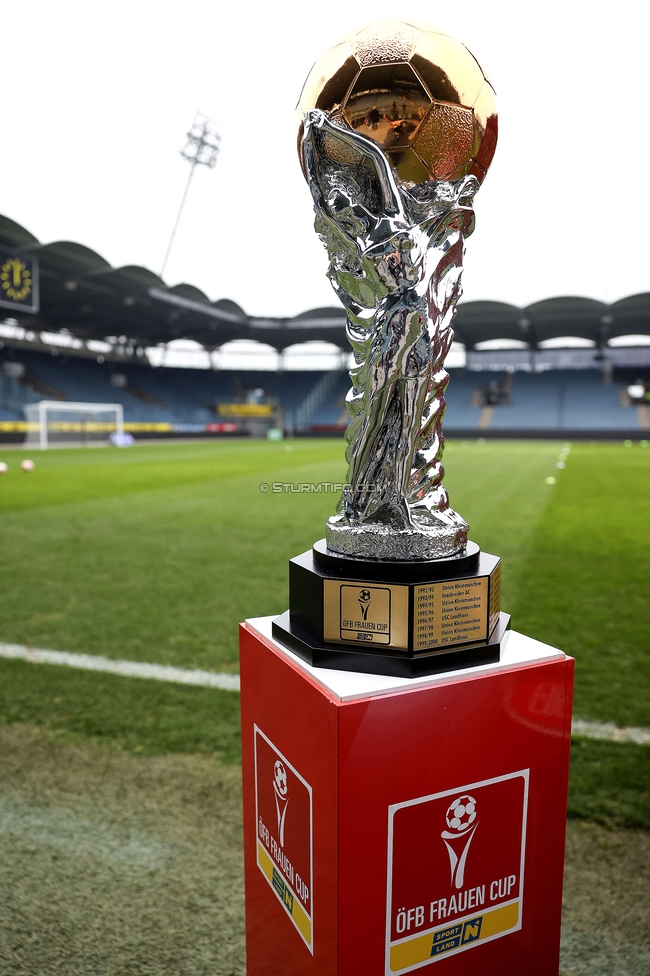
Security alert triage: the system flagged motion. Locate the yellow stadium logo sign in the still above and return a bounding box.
[1,257,32,302]
[217,403,273,417]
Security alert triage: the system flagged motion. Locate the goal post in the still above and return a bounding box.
[24,401,124,449]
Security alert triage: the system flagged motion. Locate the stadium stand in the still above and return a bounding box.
[308,367,648,436]
[441,372,485,430]
[0,345,348,432]
[1,344,647,439]
[486,370,633,432]
[1,212,649,441]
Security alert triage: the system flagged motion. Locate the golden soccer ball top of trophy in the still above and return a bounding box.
[297,19,498,187]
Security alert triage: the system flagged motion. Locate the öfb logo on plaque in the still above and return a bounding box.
[358,588,372,620]
[386,770,529,974]
[254,727,314,953]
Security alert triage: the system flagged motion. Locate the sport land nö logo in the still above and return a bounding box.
[386,770,529,974]
[254,727,313,952]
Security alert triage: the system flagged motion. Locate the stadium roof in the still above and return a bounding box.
[1,214,649,351]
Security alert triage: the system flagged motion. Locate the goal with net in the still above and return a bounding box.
[24,401,124,449]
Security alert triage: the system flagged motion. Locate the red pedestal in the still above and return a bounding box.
[240,617,573,976]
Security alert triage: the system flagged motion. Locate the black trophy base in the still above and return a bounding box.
[272,609,510,679]
[271,539,510,678]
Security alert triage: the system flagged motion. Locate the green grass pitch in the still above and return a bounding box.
[0,438,648,828]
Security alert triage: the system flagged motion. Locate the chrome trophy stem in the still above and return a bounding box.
[302,110,478,560]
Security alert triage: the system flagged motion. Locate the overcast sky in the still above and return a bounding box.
[1,0,648,320]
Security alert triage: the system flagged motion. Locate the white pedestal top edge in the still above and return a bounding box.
[244,616,566,703]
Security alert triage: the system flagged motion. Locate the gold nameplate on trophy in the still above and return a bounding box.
[489,561,502,635]
[323,580,409,650]
[274,544,506,674]
[321,563,499,655]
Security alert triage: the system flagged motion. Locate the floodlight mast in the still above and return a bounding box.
[160,113,221,279]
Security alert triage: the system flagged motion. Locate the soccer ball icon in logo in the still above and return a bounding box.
[446,794,477,832]
[274,760,288,798]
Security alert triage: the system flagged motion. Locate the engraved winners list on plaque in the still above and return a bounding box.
[414,578,489,650]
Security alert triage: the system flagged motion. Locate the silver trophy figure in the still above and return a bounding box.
[272,19,504,676]
[297,19,498,561]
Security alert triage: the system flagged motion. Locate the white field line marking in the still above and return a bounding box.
[1,641,649,744]
[0,798,177,868]
[0,641,240,691]
[571,718,650,745]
